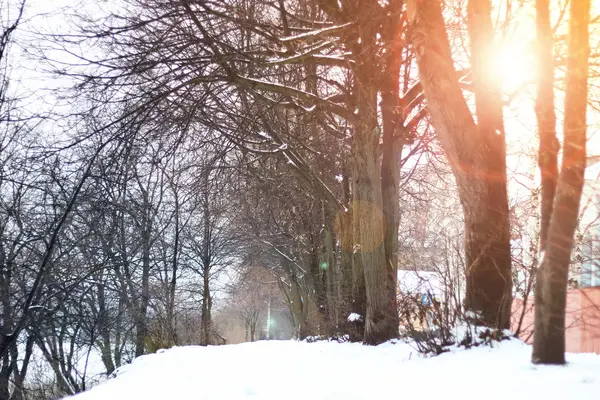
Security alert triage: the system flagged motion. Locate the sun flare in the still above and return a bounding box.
[488,42,537,95]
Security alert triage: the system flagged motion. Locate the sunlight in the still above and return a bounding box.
[489,42,537,95]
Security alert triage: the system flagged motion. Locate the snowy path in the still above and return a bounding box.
[68,339,600,400]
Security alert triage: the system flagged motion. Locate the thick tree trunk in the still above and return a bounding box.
[535,0,559,251]
[411,0,512,329]
[380,1,406,332]
[464,0,512,328]
[463,198,512,327]
[352,15,398,343]
[337,171,363,340]
[532,0,590,365]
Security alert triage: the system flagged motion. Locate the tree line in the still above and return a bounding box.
[0,0,596,398]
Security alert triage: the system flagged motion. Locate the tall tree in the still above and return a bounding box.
[535,0,559,252]
[410,0,512,328]
[532,0,590,365]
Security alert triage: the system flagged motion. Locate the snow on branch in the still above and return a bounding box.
[264,43,351,68]
[234,75,355,122]
[279,22,354,43]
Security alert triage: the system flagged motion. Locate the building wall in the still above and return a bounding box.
[511,287,600,354]
[579,287,600,353]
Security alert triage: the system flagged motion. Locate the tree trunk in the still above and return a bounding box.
[135,213,151,357]
[167,190,180,345]
[10,335,33,400]
[0,274,10,400]
[200,178,213,346]
[532,0,590,365]
[465,0,513,328]
[322,202,337,330]
[97,270,115,375]
[0,353,9,400]
[309,231,327,334]
[411,0,512,329]
[201,269,212,346]
[114,294,124,369]
[380,2,407,332]
[336,171,363,340]
[347,4,399,345]
[279,256,313,339]
[9,333,34,400]
[535,0,559,251]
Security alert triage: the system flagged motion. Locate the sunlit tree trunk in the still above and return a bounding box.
[532,0,590,365]
[380,0,407,333]
[411,0,512,329]
[463,0,512,328]
[535,0,559,251]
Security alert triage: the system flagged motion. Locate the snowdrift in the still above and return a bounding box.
[66,338,600,400]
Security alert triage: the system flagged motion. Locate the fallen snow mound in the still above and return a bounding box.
[67,339,600,400]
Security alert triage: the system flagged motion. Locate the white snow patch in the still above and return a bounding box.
[257,131,272,140]
[347,313,362,322]
[67,339,600,400]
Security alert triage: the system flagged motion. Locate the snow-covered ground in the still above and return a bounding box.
[67,339,600,400]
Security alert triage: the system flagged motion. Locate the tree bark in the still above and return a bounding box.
[380,0,407,333]
[322,202,337,330]
[336,167,363,340]
[535,0,559,251]
[411,0,512,329]
[532,0,590,365]
[351,4,398,343]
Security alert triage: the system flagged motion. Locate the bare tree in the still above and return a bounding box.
[410,0,512,329]
[532,0,591,365]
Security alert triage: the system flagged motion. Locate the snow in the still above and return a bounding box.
[279,22,354,43]
[347,312,362,322]
[67,338,600,400]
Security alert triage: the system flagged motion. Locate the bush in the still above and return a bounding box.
[399,292,510,355]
